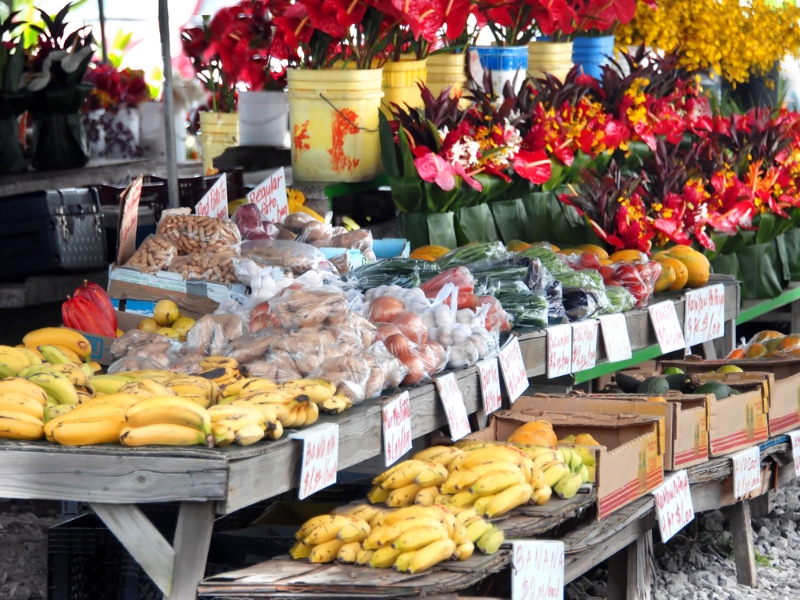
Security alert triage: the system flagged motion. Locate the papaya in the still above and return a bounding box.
[744,343,768,359]
[410,245,450,261]
[558,248,583,256]
[748,330,784,345]
[575,244,609,260]
[609,249,647,263]
[656,257,688,291]
[667,250,710,287]
[508,421,557,447]
[653,264,677,293]
[507,240,532,252]
[726,347,746,359]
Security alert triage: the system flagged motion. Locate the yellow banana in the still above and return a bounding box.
[125,396,212,435]
[392,526,448,552]
[336,541,361,564]
[223,377,274,397]
[23,328,92,359]
[453,541,475,561]
[199,356,239,371]
[208,404,266,431]
[211,423,235,447]
[289,541,313,560]
[181,395,211,409]
[414,486,439,506]
[382,506,445,526]
[320,394,352,414]
[52,344,84,364]
[355,549,375,566]
[17,348,43,367]
[44,404,76,422]
[369,545,403,568]
[136,379,176,397]
[393,551,415,573]
[543,462,571,489]
[120,424,209,447]
[0,378,48,404]
[476,527,505,555]
[554,472,583,500]
[387,483,423,508]
[413,445,463,466]
[363,525,393,550]
[37,345,76,366]
[89,375,135,395]
[414,462,449,488]
[296,514,340,540]
[532,486,552,506]
[380,460,432,490]
[44,404,128,439]
[530,468,546,490]
[473,496,492,517]
[0,394,44,420]
[237,389,293,404]
[451,507,479,525]
[166,382,211,398]
[0,411,44,440]
[303,515,354,546]
[265,420,283,441]
[278,378,335,399]
[403,539,456,573]
[447,490,481,508]
[26,371,79,405]
[484,483,533,518]
[336,517,370,543]
[126,371,176,385]
[234,423,266,446]
[465,518,493,543]
[336,503,382,522]
[49,418,124,445]
[302,401,319,426]
[308,539,345,564]
[117,383,155,398]
[0,346,34,372]
[469,470,527,496]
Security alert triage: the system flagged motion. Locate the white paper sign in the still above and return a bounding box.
[478,358,502,415]
[788,429,800,477]
[648,301,686,353]
[290,423,339,500]
[382,391,412,467]
[546,324,572,378]
[512,541,565,600]
[499,337,528,403]
[571,320,598,372]
[599,313,632,363]
[684,284,725,346]
[435,373,471,441]
[731,446,762,500]
[195,174,228,219]
[652,470,694,542]
[247,166,289,222]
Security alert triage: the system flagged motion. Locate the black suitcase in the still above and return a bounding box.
[0,187,108,280]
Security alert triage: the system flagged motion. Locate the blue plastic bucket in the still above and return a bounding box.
[470,45,529,94]
[571,35,615,80]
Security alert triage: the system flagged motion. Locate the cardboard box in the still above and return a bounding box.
[474,406,664,520]
[67,310,146,365]
[662,357,800,436]
[514,393,708,471]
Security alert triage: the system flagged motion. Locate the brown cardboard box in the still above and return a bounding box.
[513,393,708,471]
[476,406,664,520]
[662,357,800,435]
[66,310,146,365]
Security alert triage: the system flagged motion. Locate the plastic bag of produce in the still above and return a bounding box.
[600,285,637,314]
[156,208,241,254]
[419,266,475,298]
[435,241,509,269]
[167,250,239,284]
[240,239,333,275]
[554,269,611,319]
[367,342,410,391]
[232,203,280,240]
[266,286,349,330]
[310,355,373,403]
[364,285,430,315]
[518,245,572,275]
[597,260,661,308]
[345,258,440,290]
[486,284,547,329]
[124,235,178,274]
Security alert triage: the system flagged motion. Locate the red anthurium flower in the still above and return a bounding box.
[415,150,456,190]
[436,0,472,40]
[453,161,483,191]
[653,218,692,246]
[513,149,552,184]
[529,0,577,36]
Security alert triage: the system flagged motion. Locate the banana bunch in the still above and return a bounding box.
[221,380,327,431]
[290,514,372,564]
[165,375,223,408]
[121,396,214,447]
[22,328,93,363]
[198,357,242,388]
[44,393,141,445]
[0,378,48,440]
[208,403,276,446]
[366,459,450,508]
[549,446,591,500]
[88,374,138,395]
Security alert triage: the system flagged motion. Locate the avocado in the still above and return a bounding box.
[615,372,644,394]
[694,381,735,400]
[665,373,697,393]
[636,376,671,396]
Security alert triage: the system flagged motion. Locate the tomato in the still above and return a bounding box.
[578,252,602,270]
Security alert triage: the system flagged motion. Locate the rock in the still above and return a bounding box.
[9,583,31,600]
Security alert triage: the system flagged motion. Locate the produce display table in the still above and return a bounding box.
[736,282,800,329]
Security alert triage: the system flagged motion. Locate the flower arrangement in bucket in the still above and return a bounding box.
[22,2,95,171]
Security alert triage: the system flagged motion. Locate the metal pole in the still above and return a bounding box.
[158,0,180,209]
[97,0,108,63]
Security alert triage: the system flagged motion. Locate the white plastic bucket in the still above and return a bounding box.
[238,90,289,148]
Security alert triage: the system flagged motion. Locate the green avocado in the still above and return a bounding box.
[665,373,696,393]
[636,376,670,396]
[694,381,737,399]
[615,372,644,394]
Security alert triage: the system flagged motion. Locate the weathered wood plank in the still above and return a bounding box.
[725,500,757,588]
[0,451,227,503]
[90,503,175,596]
[607,531,652,600]
[166,502,216,600]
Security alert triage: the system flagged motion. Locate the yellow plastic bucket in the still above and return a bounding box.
[199,112,239,173]
[287,68,384,183]
[527,40,574,82]
[381,58,427,118]
[426,53,467,101]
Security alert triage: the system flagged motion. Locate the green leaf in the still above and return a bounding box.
[389,176,424,213]
[755,213,776,245]
[397,125,416,178]
[5,37,23,93]
[379,111,400,178]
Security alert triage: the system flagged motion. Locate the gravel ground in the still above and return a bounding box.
[4,481,800,599]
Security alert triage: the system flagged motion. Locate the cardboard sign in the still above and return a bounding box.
[648,301,686,353]
[571,320,598,372]
[247,167,289,223]
[290,423,339,500]
[116,175,144,265]
[382,391,412,467]
[731,446,761,500]
[499,337,528,403]
[652,470,694,542]
[788,429,800,477]
[435,373,471,441]
[512,541,565,600]
[478,358,502,415]
[684,284,725,346]
[195,174,228,219]
[599,313,632,363]
[546,324,572,378]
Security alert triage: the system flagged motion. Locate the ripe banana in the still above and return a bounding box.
[379,460,431,490]
[320,394,352,414]
[49,418,125,445]
[89,375,135,395]
[484,483,533,518]
[336,518,370,543]
[382,506,446,526]
[234,423,266,446]
[296,514,340,540]
[391,526,449,552]
[309,539,345,564]
[469,470,527,496]
[0,411,44,440]
[199,356,239,371]
[289,541,312,560]
[208,404,266,432]
[335,503,382,522]
[125,371,176,384]
[414,486,439,506]
[23,328,92,359]
[532,485,552,506]
[367,485,392,505]
[0,394,45,420]
[211,423,235,447]
[543,462,571,488]
[44,404,76,422]
[393,551,416,573]
[223,377,275,397]
[414,462,449,488]
[355,549,375,566]
[386,483,423,508]
[465,517,493,544]
[120,424,210,447]
[278,379,336,402]
[554,472,583,500]
[369,545,404,568]
[303,515,354,546]
[336,541,361,564]
[0,378,47,404]
[413,445,463,467]
[453,540,475,561]
[0,346,34,373]
[402,539,456,574]
[476,526,505,555]
[447,490,481,508]
[17,348,43,366]
[26,371,79,405]
[126,396,212,435]
[265,421,284,441]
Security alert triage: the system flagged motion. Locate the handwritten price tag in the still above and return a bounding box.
[648,301,686,354]
[117,175,144,265]
[290,423,339,500]
[731,446,761,500]
[684,285,724,346]
[478,358,502,415]
[599,313,632,363]
[571,320,598,372]
[435,373,471,441]
[788,429,800,478]
[499,337,528,403]
[652,470,694,542]
[512,541,565,600]
[196,174,228,219]
[708,284,726,341]
[247,167,288,223]
[546,324,572,379]
[382,391,412,467]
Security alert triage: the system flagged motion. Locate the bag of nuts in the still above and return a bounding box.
[124,235,178,273]
[156,208,241,254]
[167,251,239,284]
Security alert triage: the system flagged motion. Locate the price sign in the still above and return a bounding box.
[546,324,572,379]
[708,285,726,341]
[247,167,289,223]
[116,175,144,265]
[435,373,471,441]
[512,541,565,600]
[571,320,598,372]
[648,301,686,353]
[499,337,528,403]
[478,358,502,415]
[382,391,412,467]
[196,174,228,219]
[731,446,762,500]
[652,470,694,542]
[599,313,632,363]
[290,423,339,500]
[788,429,800,477]
[684,285,725,346]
